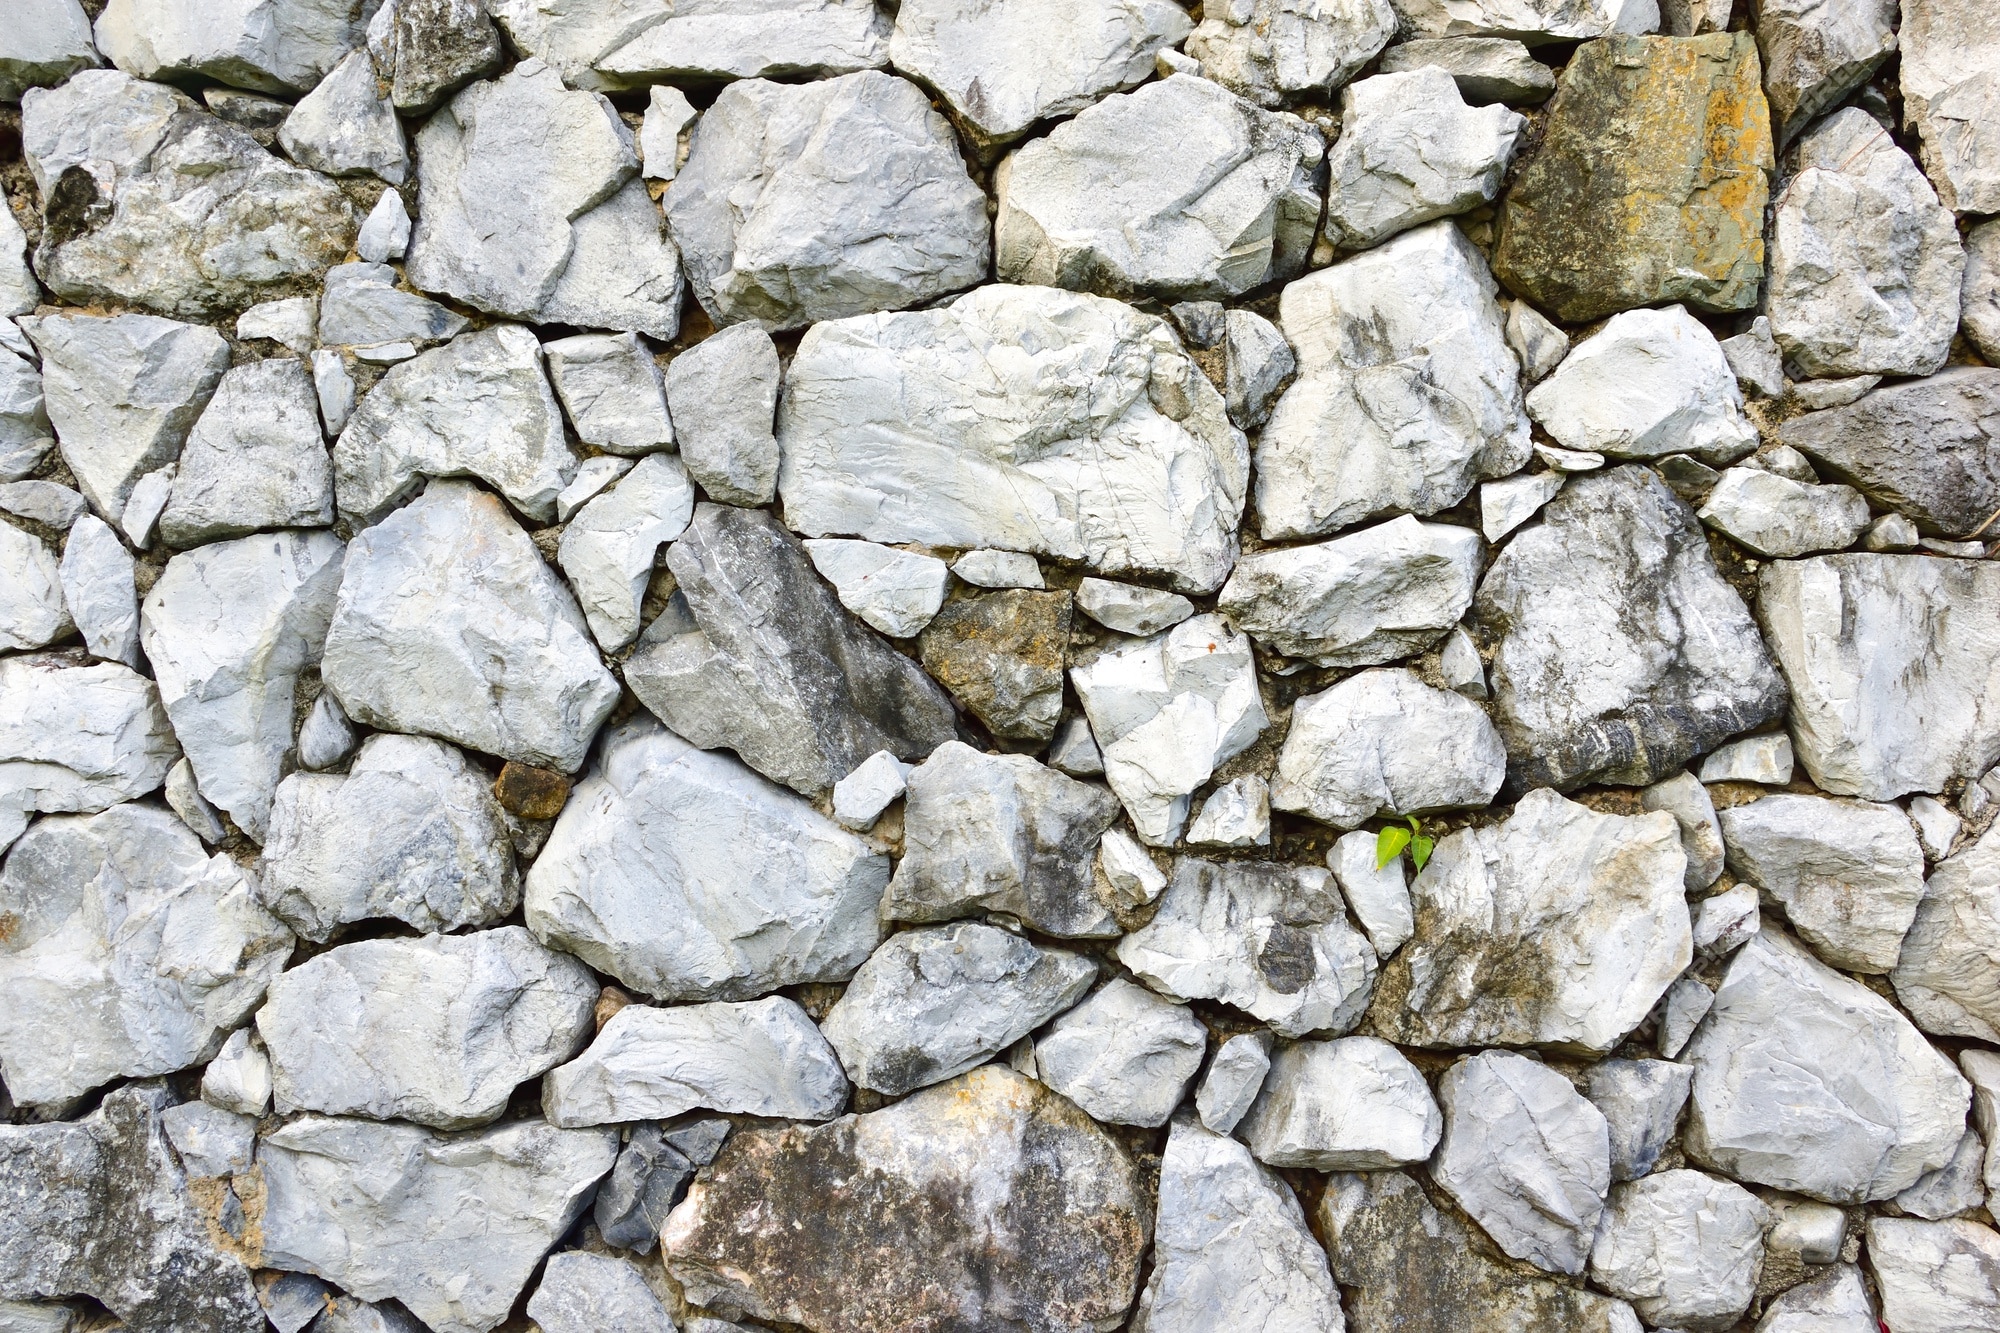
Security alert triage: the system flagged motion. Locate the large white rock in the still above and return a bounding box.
[1755,1263,1878,1333]
[1758,554,2000,801]
[94,0,372,94]
[1323,69,1525,248]
[1897,0,2000,215]
[1768,109,1965,379]
[1696,464,1872,558]
[663,323,778,506]
[258,732,518,942]
[1526,305,1758,463]
[1117,856,1377,1037]
[888,0,1191,153]
[1866,1216,2000,1331]
[333,325,576,526]
[1432,1049,1611,1276]
[1272,667,1506,828]
[1719,793,1925,973]
[527,1252,676,1333]
[1893,825,2000,1043]
[1254,222,1529,538]
[0,803,291,1109]
[1033,978,1206,1127]
[777,284,1250,595]
[159,358,334,545]
[1239,1036,1441,1169]
[556,454,695,651]
[0,0,100,104]
[592,0,891,86]
[0,520,69,653]
[525,717,889,1003]
[542,997,849,1127]
[1683,928,1970,1203]
[1372,788,1690,1052]
[666,71,987,331]
[1219,516,1483,668]
[21,312,228,530]
[1391,0,1658,43]
[0,658,178,850]
[259,927,597,1130]
[994,74,1324,302]
[1588,1169,1769,1330]
[1132,1118,1346,1333]
[140,529,344,843]
[258,1115,619,1333]
[1070,614,1267,843]
[1186,0,1397,107]
[57,514,140,668]
[321,480,620,772]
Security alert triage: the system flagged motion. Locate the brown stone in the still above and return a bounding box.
[662,1065,1149,1333]
[495,760,570,819]
[1492,34,1773,323]
[918,589,1072,744]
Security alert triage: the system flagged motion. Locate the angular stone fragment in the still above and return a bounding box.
[94,0,371,93]
[1240,1035,1440,1170]
[0,520,68,653]
[1867,1217,2000,1330]
[1255,223,1528,538]
[1684,929,1970,1202]
[1119,857,1377,1037]
[1479,466,1787,791]
[594,0,891,86]
[544,332,672,455]
[0,658,178,849]
[1589,1169,1767,1329]
[480,0,672,90]
[0,805,291,1108]
[640,84,694,180]
[1381,35,1557,102]
[1033,979,1205,1127]
[802,539,948,638]
[236,296,318,352]
[951,549,1043,589]
[1586,1058,1693,1182]
[1966,221,2000,364]
[0,482,84,531]
[1697,465,1871,558]
[311,349,354,436]
[318,262,467,349]
[1323,69,1525,249]
[1074,578,1193,636]
[526,717,888,1002]
[1893,825,2000,1043]
[0,1084,264,1333]
[554,455,630,522]
[1895,1126,1989,1220]
[820,921,1095,1096]
[323,481,619,772]
[0,0,100,105]
[557,454,695,651]
[1372,789,1690,1051]
[1753,0,1894,144]
[528,1252,675,1333]
[159,359,333,546]
[1755,1264,1877,1332]
[355,189,410,263]
[627,503,956,796]
[780,284,1249,593]
[258,1115,618,1333]
[1478,471,1562,542]
[538,178,685,339]
[1526,305,1758,463]
[665,323,778,506]
[1196,1030,1273,1135]
[918,589,1071,744]
[1493,34,1773,322]
[830,751,907,831]
[1638,772,1724,892]
[201,1028,271,1117]
[662,1066,1146,1333]
[1186,774,1270,848]
[22,312,228,530]
[1899,0,2000,216]
[1222,308,1294,430]
[1328,830,1414,958]
[1273,667,1506,829]
[1700,731,1795,784]
[543,997,849,1128]
[259,733,518,941]
[1187,0,1396,107]
[593,1123,699,1254]
[21,71,356,317]
[278,49,408,184]
[995,74,1324,301]
[667,71,986,330]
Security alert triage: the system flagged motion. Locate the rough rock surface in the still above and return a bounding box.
[0,658,178,847]
[1187,0,1397,107]
[0,0,100,105]
[0,521,69,653]
[544,332,672,455]
[159,358,333,545]
[527,1252,675,1333]
[1239,1036,1441,1170]
[1898,0,2000,215]
[556,453,695,651]
[1587,1058,1694,1182]
[59,515,140,668]
[1754,0,1895,144]
[1378,34,1557,103]
[664,323,778,507]
[1322,69,1525,249]
[1588,1169,1768,1329]
[1866,1216,2000,1331]
[917,589,1072,743]
[590,0,893,87]
[1697,464,1872,558]
[1892,825,2000,1043]
[1032,978,1205,1127]
[802,539,948,639]
[94,0,371,93]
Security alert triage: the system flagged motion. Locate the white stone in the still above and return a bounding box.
[1683,928,1971,1203]
[0,482,85,530]
[1071,614,1267,844]
[1195,1030,1273,1135]
[525,716,889,1003]
[1767,1197,1848,1265]
[1585,1058,1694,1183]
[312,349,355,437]
[1693,881,1761,958]
[201,1027,271,1117]
[322,480,620,772]
[1893,825,2000,1043]
[1034,978,1207,1127]
[1864,511,1921,551]
[159,358,334,546]
[545,332,673,456]
[1186,0,1397,107]
[1721,315,1786,398]
[1327,829,1414,957]
[1588,1169,1769,1329]
[294,689,356,771]
[0,658,178,849]
[527,1252,675,1333]
[0,519,68,653]
[554,456,632,523]
[54,515,136,669]
[1272,667,1505,829]
[951,549,1043,590]
[1965,221,2000,364]
[94,0,371,93]
[163,756,227,843]
[1970,1050,2000,1202]
[1432,1049,1610,1276]
[557,454,694,652]
[1256,222,1529,538]
[1094,827,1165,916]
[1867,1217,2000,1331]
[279,48,408,183]
[1640,769,1725,890]
[0,348,54,484]
[1480,471,1563,542]
[1910,794,1963,861]
[1895,1126,1990,1220]
[318,262,467,350]
[1438,625,1487,698]
[1241,1035,1441,1169]
[1222,307,1296,429]
[479,0,673,90]
[778,284,1249,595]
[1051,714,1106,779]
[120,465,171,547]
[1697,465,1872,558]
[236,297,318,353]
[803,540,949,639]
[356,189,410,262]
[831,751,909,831]
[1699,732,1795,784]
[639,84,694,181]
[1186,775,1271,848]
[592,0,891,85]
[1897,0,2000,215]
[1323,69,1524,249]
[0,803,291,1108]
[0,208,35,322]
[1392,0,1659,43]
[1074,578,1194,636]
[538,177,684,339]
[0,0,99,104]
[1755,1264,1877,1333]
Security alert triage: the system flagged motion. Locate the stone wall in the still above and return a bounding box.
[3,0,2000,1330]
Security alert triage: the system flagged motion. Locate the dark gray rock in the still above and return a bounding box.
[594,1122,705,1254]
[372,0,504,114]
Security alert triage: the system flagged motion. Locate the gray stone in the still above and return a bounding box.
[1240,1035,1441,1170]
[1895,1127,1989,1220]
[236,297,318,352]
[1433,1050,1611,1276]
[311,1297,427,1333]
[163,757,226,843]
[802,540,948,639]
[1962,220,2000,365]
[1272,667,1506,829]
[1971,1051,2000,1201]
[311,349,355,436]
[1118,856,1377,1037]
[1586,1059,1694,1182]
[278,49,408,183]
[94,0,371,94]
[1697,465,1871,558]
[888,0,1191,153]
[0,520,69,653]
[480,0,673,91]
[1589,1169,1768,1330]
[1754,1264,1877,1333]
[667,71,987,331]
[158,358,333,546]
[1392,0,1656,42]
[1133,1117,1344,1333]
[1380,35,1557,103]
[1029,980,1201,1129]
[1767,1197,1848,1266]
[21,71,356,317]
[1720,793,1925,973]
[1768,109,1964,379]
[527,1252,674,1333]
[1323,69,1526,249]
[592,0,892,86]
[536,177,684,340]
[1910,792,1964,861]
[542,997,849,1127]
[355,189,410,263]
[666,323,779,507]
[554,455,631,522]
[294,690,356,771]
[200,1028,271,1117]
[1439,624,1487,698]
[1074,578,1193,636]
[318,262,467,350]
[778,283,1248,594]
[258,1115,618,1333]
[525,716,890,1003]
[1793,373,1882,410]
[544,332,673,455]
[322,480,620,772]
[1898,0,2000,215]
[1373,789,1690,1051]
[886,741,1122,938]
[1721,315,1786,399]
[1753,0,1895,144]
[1893,824,2000,1043]
[0,482,86,530]
[0,658,178,849]
[160,1101,255,1179]
[22,312,228,531]
[639,83,695,180]
[557,454,695,651]
[594,1123,698,1254]
[1186,774,1271,848]
[1327,828,1414,957]
[921,602,1064,745]
[1222,307,1294,430]
[1479,470,1563,542]
[1759,554,2000,801]
[1866,1217,2000,1331]
[1502,298,1569,386]
[0,1301,81,1333]
[1699,731,1795,783]
[1049,714,1105,778]
[1683,928,1970,1203]
[0,804,291,1108]
[1694,881,1762,957]
[1254,222,1529,539]
[1479,465,1787,791]
[1186,0,1397,107]
[951,549,1043,589]
[832,750,909,830]
[0,0,100,104]
[820,921,1094,1097]
[1195,1030,1273,1135]
[626,503,957,796]
[56,515,138,668]
[1220,516,1483,669]
[1641,770,1725,891]
[120,465,172,547]
[1094,827,1165,921]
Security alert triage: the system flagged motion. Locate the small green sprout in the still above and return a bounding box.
[1375,815,1435,873]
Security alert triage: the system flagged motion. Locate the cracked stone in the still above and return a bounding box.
[802,539,948,639]
[0,657,179,850]
[1892,823,2000,1043]
[557,453,695,651]
[593,0,891,86]
[1379,35,1557,103]
[1586,1058,1694,1183]
[0,520,69,653]
[1866,1216,2000,1331]
[159,358,334,546]
[1240,1035,1441,1170]
[94,0,372,93]
[1588,1169,1769,1330]
[544,332,673,456]
[1753,0,1894,144]
[1323,69,1526,249]
[1186,0,1396,107]
[278,49,408,184]
[318,262,467,350]
[527,1251,675,1333]
[1898,0,2000,215]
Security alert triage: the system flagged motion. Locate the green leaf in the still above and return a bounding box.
[1410,834,1435,873]
[1375,825,1411,870]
